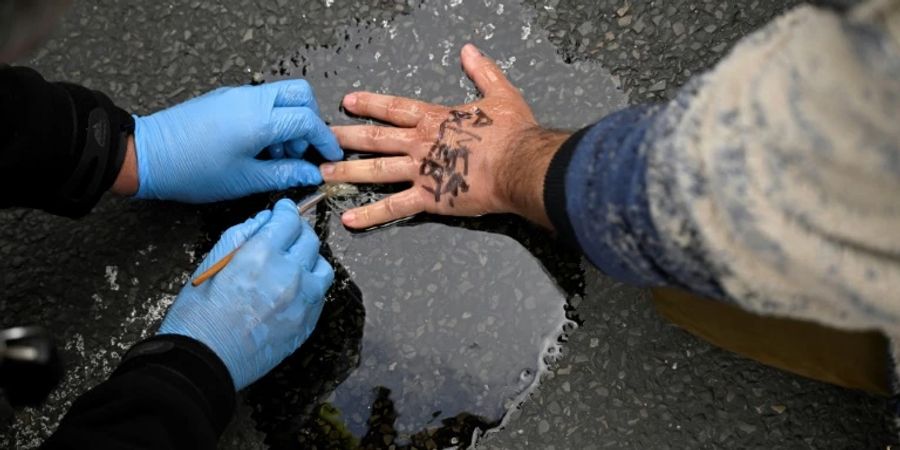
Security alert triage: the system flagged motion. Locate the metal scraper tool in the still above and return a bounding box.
[191,183,357,287]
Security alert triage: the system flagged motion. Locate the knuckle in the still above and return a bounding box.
[367,125,385,143]
[383,197,398,216]
[387,97,406,117]
[417,114,439,135]
[359,206,371,223]
[407,102,422,118]
[371,158,387,175]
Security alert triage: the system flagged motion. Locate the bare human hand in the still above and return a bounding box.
[321,44,570,229]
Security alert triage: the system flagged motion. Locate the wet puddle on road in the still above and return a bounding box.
[233,0,628,448]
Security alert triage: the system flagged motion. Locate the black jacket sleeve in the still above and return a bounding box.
[0,65,134,217]
[42,335,236,450]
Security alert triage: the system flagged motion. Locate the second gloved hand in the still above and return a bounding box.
[134,80,343,203]
[158,199,334,389]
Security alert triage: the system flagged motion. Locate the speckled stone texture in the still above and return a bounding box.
[0,0,889,449]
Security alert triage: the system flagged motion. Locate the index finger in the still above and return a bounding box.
[342,92,433,127]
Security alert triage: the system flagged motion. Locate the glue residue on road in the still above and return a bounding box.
[241,0,626,447]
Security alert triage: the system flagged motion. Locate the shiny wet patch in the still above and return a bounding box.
[243,0,626,447]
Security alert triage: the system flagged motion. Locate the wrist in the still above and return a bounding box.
[111,134,139,196]
[497,128,570,229]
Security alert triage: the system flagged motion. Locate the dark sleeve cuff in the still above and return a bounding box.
[543,125,592,249]
[114,335,236,434]
[53,82,134,216]
[0,66,133,218]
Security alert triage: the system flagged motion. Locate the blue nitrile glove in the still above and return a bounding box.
[133,80,343,203]
[158,199,334,389]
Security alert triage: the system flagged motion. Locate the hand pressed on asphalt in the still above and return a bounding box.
[321,43,558,229]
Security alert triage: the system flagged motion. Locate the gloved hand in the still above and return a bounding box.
[134,80,343,203]
[158,199,333,389]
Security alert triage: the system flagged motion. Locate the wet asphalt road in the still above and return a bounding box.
[0,0,890,448]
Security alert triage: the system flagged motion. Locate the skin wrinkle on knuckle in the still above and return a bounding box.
[383,196,398,216]
[407,103,422,120]
[371,158,386,175]
[359,205,372,223]
[418,113,443,137]
[482,66,500,84]
[368,125,386,145]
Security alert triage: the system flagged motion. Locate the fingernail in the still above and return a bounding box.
[342,211,356,223]
[320,163,335,176]
[463,43,480,57]
[344,93,358,108]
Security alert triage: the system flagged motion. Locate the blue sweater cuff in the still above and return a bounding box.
[556,105,669,286]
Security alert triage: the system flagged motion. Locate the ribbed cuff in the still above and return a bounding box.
[114,335,236,434]
[53,82,134,216]
[543,125,591,249]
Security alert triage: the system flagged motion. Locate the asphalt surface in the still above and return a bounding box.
[0,0,890,448]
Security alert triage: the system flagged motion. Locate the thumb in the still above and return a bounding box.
[193,209,272,277]
[247,159,322,192]
[460,43,519,99]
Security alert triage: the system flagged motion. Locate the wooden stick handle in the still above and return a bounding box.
[190,189,332,287]
[191,248,238,287]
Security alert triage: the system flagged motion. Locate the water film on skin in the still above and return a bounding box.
[225,0,629,448]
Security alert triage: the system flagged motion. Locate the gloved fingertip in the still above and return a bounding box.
[312,257,335,292]
[302,166,323,185]
[273,198,299,214]
[322,132,345,161]
[326,146,345,162]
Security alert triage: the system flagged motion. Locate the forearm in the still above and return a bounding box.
[0,66,134,217]
[538,0,900,331]
[43,335,234,450]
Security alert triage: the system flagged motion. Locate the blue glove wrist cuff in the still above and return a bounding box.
[132,114,158,200]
